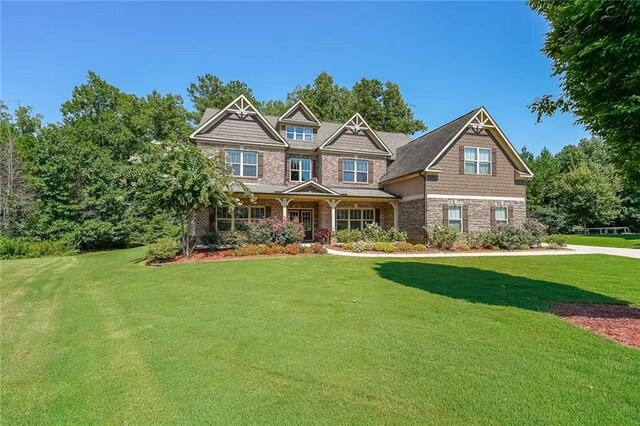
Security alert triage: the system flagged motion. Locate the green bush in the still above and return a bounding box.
[218,229,246,248]
[76,219,127,251]
[145,238,179,264]
[413,243,427,251]
[386,228,408,243]
[428,226,459,250]
[463,231,492,249]
[200,231,221,247]
[373,242,396,253]
[336,229,364,243]
[492,226,535,250]
[362,223,387,242]
[270,218,305,246]
[394,242,415,252]
[524,218,548,247]
[543,234,568,248]
[246,220,273,245]
[0,238,76,260]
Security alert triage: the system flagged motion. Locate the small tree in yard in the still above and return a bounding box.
[556,161,621,229]
[129,139,249,256]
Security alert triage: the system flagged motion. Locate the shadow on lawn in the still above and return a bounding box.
[375,262,629,312]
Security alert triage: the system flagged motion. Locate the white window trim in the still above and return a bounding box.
[448,205,463,232]
[215,206,266,231]
[336,208,375,230]
[289,158,313,182]
[464,146,492,175]
[495,206,509,226]
[343,159,369,183]
[227,150,258,178]
[285,125,313,141]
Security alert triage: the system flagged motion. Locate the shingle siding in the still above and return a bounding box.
[200,113,282,145]
[324,129,387,154]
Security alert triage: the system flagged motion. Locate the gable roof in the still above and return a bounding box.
[190,95,288,146]
[278,100,322,127]
[195,108,412,158]
[282,180,339,195]
[318,113,392,156]
[381,107,533,182]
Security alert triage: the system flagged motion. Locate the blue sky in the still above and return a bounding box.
[1,1,588,154]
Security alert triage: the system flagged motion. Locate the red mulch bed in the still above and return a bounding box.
[553,303,640,349]
[329,245,560,254]
[172,252,321,263]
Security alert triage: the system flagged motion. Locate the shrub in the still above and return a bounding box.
[218,229,245,248]
[394,242,415,252]
[235,244,260,256]
[336,228,363,244]
[543,234,568,248]
[428,226,458,250]
[200,231,221,247]
[77,219,127,251]
[492,226,535,250]
[145,238,179,264]
[413,243,427,251]
[386,228,408,243]
[362,223,387,242]
[463,231,492,249]
[524,218,548,247]
[309,243,327,254]
[343,242,354,251]
[374,242,396,253]
[246,221,273,245]
[219,249,235,257]
[284,244,301,255]
[0,238,30,259]
[270,218,305,246]
[351,241,371,253]
[0,238,76,260]
[313,228,331,244]
[265,244,285,255]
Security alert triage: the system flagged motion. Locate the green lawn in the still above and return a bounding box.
[2,249,639,424]
[566,233,640,249]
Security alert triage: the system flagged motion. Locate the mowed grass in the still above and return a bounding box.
[2,249,639,424]
[566,233,640,249]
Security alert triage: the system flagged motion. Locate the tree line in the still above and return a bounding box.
[0,71,426,251]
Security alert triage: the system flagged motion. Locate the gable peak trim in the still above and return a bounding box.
[278,100,322,127]
[189,94,288,146]
[282,180,339,195]
[317,112,392,156]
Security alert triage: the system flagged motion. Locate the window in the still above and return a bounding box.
[343,160,368,183]
[464,147,491,175]
[448,206,462,232]
[226,151,258,177]
[495,207,508,226]
[289,158,312,182]
[336,208,375,230]
[286,126,313,141]
[216,206,265,231]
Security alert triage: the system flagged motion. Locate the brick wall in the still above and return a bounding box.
[319,153,387,188]
[398,199,425,243]
[198,143,286,185]
[426,198,526,232]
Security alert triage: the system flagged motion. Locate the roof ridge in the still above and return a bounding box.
[409,107,482,143]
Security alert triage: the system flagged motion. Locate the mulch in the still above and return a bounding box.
[553,303,640,349]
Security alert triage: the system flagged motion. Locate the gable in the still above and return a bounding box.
[282,180,338,195]
[190,95,287,146]
[200,112,283,145]
[323,128,388,154]
[279,100,322,127]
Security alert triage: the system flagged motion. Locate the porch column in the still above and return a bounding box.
[326,199,341,235]
[276,198,291,219]
[389,201,399,229]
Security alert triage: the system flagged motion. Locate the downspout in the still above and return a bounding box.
[422,172,428,244]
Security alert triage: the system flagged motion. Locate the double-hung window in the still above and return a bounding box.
[464,147,492,175]
[336,208,375,230]
[448,206,462,232]
[216,206,265,231]
[286,126,313,141]
[495,207,508,226]
[289,158,312,182]
[226,150,258,177]
[343,159,368,183]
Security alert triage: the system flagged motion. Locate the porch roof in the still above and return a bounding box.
[234,183,398,199]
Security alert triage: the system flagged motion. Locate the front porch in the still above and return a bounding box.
[195,195,399,243]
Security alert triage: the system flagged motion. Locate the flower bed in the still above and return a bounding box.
[170,243,327,263]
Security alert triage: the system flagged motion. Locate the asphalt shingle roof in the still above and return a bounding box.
[381,108,481,182]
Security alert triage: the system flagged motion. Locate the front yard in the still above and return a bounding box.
[566,233,640,249]
[2,249,639,424]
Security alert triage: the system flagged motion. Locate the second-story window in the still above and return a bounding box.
[286,126,313,141]
[226,150,258,177]
[343,159,368,183]
[464,147,492,175]
[290,158,312,182]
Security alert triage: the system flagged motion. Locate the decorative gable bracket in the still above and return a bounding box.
[318,113,392,156]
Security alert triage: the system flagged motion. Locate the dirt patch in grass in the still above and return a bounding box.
[553,303,640,349]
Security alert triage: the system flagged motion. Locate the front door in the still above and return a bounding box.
[289,209,313,241]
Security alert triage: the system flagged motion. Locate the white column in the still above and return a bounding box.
[389,201,399,229]
[277,198,291,219]
[326,199,341,235]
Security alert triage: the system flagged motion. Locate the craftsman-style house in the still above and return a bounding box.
[189,95,533,242]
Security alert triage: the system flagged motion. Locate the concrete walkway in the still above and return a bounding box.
[326,244,640,259]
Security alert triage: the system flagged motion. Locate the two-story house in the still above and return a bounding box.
[189,95,533,243]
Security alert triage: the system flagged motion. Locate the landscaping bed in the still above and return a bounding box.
[553,303,640,349]
[171,243,327,263]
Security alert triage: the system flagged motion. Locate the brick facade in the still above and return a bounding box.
[319,153,387,188]
[426,198,526,232]
[398,199,425,243]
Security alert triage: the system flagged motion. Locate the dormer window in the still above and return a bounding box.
[286,126,313,141]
